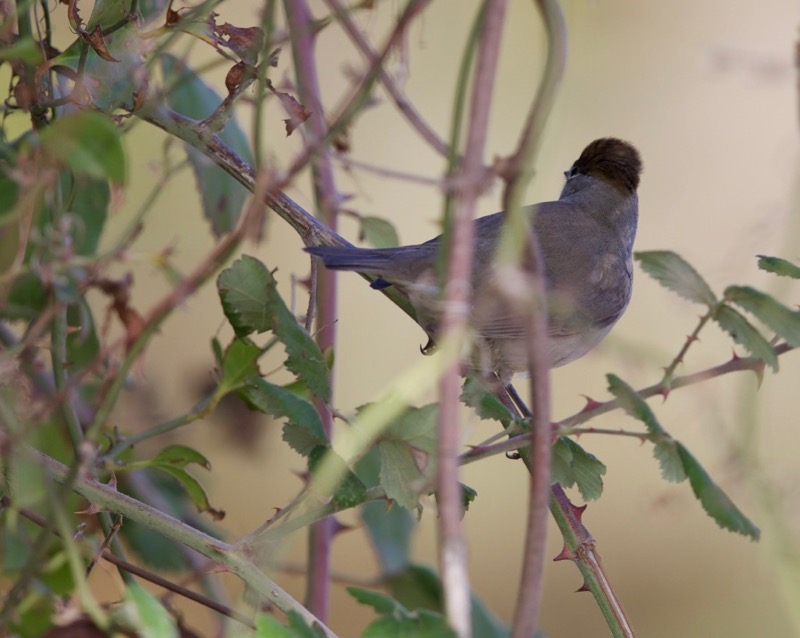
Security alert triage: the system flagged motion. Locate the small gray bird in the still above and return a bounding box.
[306,138,642,382]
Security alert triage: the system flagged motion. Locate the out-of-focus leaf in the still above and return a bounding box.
[0,37,44,64]
[241,377,326,455]
[348,587,405,615]
[360,216,400,248]
[653,440,686,483]
[124,581,179,638]
[757,255,800,279]
[724,285,800,346]
[460,483,477,511]
[161,54,252,236]
[152,444,211,470]
[62,173,109,256]
[361,612,455,638]
[634,251,717,306]
[155,465,224,520]
[460,376,514,426]
[676,443,760,540]
[39,112,126,183]
[713,304,778,370]
[218,338,260,394]
[66,300,100,371]
[358,448,414,576]
[218,256,330,401]
[551,437,606,501]
[308,446,366,509]
[4,274,47,319]
[378,440,425,510]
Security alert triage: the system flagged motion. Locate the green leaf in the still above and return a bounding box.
[0,36,44,64]
[254,614,297,638]
[218,338,261,394]
[241,377,326,455]
[153,444,211,470]
[125,581,178,638]
[39,112,126,183]
[218,256,330,401]
[348,587,406,615]
[460,483,477,511]
[155,465,224,520]
[66,300,100,371]
[676,443,760,539]
[161,54,253,237]
[757,255,800,279]
[607,374,665,436]
[460,376,514,426]
[378,440,426,510]
[652,440,686,483]
[360,216,400,248]
[724,285,800,346]
[362,612,455,638]
[358,448,415,576]
[634,250,717,306]
[713,304,778,370]
[551,437,606,501]
[308,446,367,508]
[385,404,438,453]
[62,173,109,256]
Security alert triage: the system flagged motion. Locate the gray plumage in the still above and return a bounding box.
[306,138,642,381]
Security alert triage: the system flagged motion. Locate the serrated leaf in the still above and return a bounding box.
[218,338,261,393]
[218,256,330,401]
[161,54,252,237]
[713,304,778,370]
[551,437,606,501]
[460,377,514,425]
[153,444,211,470]
[308,446,367,508]
[607,374,665,436]
[39,112,126,183]
[155,466,224,520]
[360,216,400,248]
[635,251,717,306]
[358,448,414,575]
[757,255,800,279]
[240,377,326,455]
[725,285,800,346]
[125,581,178,638]
[653,440,686,483]
[460,483,477,511]
[385,404,439,454]
[676,443,760,539]
[378,440,426,510]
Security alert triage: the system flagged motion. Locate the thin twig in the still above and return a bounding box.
[501,0,567,633]
[322,0,449,156]
[436,2,508,636]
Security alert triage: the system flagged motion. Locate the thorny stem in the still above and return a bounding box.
[284,0,340,620]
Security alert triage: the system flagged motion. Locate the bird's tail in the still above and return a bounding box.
[304,245,395,273]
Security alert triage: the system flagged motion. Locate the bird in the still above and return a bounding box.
[306,138,642,383]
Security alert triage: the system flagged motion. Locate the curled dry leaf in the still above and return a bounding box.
[83,25,118,63]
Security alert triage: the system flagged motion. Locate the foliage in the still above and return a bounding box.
[0,2,796,637]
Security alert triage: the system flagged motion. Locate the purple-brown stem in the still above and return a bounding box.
[283,0,340,621]
[438,2,508,636]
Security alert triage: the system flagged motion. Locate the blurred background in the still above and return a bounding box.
[97,0,800,635]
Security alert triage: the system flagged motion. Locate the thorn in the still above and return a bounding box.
[292,469,310,485]
[579,395,602,413]
[570,503,587,521]
[657,385,670,401]
[731,349,741,361]
[553,545,573,562]
[330,517,354,537]
[575,582,591,593]
[753,360,765,387]
[686,334,700,345]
